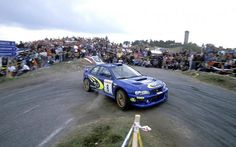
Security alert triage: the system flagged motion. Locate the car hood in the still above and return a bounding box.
[118,76,164,90]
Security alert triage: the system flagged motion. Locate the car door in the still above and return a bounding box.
[97,67,114,96]
[88,66,102,89]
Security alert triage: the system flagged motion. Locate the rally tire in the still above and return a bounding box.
[116,90,129,110]
[83,78,91,92]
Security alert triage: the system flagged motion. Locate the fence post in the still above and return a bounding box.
[132,115,140,147]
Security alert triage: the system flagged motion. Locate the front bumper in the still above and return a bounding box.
[128,89,168,108]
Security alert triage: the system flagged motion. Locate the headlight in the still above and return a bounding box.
[163,83,167,90]
[135,90,150,95]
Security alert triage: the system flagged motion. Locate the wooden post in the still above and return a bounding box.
[132,115,140,147]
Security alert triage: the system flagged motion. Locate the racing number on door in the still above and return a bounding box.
[106,84,109,92]
[104,79,113,94]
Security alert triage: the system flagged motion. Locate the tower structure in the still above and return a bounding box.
[184,31,189,44]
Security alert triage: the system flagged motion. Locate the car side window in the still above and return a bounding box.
[98,67,111,78]
[90,66,100,75]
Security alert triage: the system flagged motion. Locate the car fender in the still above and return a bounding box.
[113,81,133,96]
[113,86,129,99]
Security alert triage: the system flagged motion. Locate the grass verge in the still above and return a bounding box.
[55,117,133,147]
[55,116,161,147]
[182,71,236,91]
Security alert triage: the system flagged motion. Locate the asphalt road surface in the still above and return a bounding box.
[0,65,235,147]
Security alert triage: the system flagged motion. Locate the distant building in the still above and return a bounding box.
[184,31,189,44]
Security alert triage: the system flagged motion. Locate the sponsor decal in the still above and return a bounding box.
[136,97,144,100]
[104,79,113,94]
[147,82,162,89]
[130,98,136,102]
[88,75,104,89]
[147,82,158,88]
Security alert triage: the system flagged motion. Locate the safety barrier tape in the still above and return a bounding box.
[121,125,134,147]
[134,122,152,132]
[84,57,93,63]
[121,115,151,147]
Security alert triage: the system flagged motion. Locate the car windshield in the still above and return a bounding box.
[111,64,142,79]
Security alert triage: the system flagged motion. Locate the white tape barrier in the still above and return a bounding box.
[84,57,93,63]
[134,122,152,132]
[121,125,133,147]
[121,123,151,147]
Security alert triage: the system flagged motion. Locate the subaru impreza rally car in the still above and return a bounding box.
[83,63,168,110]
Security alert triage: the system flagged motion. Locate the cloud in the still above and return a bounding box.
[0,0,123,33]
[0,0,236,48]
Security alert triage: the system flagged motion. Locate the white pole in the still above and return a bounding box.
[132,115,140,147]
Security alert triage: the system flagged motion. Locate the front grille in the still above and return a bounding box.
[150,87,163,95]
[135,92,165,104]
[149,95,162,102]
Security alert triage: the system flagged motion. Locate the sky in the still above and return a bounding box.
[0,0,235,48]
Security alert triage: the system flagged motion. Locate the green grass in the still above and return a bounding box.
[55,117,133,147]
[55,116,162,147]
[182,71,236,91]
[0,76,15,83]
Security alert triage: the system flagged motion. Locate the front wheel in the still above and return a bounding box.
[116,90,129,110]
[83,78,91,92]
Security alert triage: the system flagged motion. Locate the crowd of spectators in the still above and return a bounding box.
[0,36,236,77]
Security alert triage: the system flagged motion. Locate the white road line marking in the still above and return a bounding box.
[23,105,39,114]
[37,118,74,147]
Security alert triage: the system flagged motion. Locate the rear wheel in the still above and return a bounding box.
[83,78,91,92]
[116,90,129,110]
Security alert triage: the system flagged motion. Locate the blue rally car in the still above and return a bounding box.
[83,63,168,110]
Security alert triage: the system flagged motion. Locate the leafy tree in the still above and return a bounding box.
[123,41,130,46]
[183,43,201,53]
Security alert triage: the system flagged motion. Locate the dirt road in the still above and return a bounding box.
[0,64,235,147]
